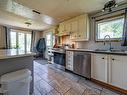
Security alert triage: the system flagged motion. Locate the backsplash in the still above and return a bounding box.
[75,41,127,50]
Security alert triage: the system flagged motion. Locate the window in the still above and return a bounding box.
[10,29,32,51]
[46,33,53,47]
[96,16,124,41]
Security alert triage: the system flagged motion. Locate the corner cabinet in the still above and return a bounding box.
[91,53,127,91]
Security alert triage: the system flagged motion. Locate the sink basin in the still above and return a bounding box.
[110,49,125,52]
[94,49,125,52]
[94,49,109,52]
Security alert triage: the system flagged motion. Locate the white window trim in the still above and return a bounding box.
[95,15,124,42]
[10,29,32,51]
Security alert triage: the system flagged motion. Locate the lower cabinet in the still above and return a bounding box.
[110,55,127,90]
[92,53,127,90]
[91,54,108,83]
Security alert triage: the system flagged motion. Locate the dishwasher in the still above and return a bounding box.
[73,51,91,79]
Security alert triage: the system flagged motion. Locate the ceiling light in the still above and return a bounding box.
[102,0,118,12]
[25,22,32,27]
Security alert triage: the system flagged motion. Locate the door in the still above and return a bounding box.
[110,55,127,90]
[92,54,108,83]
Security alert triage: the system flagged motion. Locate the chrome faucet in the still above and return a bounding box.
[104,35,112,51]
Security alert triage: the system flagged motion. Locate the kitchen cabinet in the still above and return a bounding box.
[58,21,71,36]
[58,14,89,41]
[70,14,89,41]
[64,21,71,34]
[110,55,127,90]
[66,51,74,71]
[77,14,89,41]
[92,54,108,83]
[70,18,78,40]
[58,22,65,36]
[92,53,127,90]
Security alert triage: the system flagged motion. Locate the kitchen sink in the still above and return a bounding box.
[94,49,109,52]
[94,49,125,52]
[110,49,125,52]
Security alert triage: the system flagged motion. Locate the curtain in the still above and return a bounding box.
[31,31,36,52]
[4,27,11,49]
[121,8,127,46]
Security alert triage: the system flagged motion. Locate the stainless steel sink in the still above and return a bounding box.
[94,49,109,52]
[110,49,125,52]
[94,49,125,52]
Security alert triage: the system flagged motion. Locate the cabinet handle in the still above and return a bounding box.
[112,58,115,61]
[102,57,104,59]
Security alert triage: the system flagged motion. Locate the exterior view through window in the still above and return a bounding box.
[10,29,32,51]
[96,17,124,41]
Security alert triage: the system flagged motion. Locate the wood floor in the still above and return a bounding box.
[33,61,124,95]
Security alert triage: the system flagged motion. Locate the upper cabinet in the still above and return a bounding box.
[77,14,89,41]
[58,14,90,41]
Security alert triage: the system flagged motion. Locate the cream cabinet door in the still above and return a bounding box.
[78,14,89,41]
[78,15,87,40]
[109,55,127,90]
[70,19,78,40]
[92,54,108,83]
[64,21,71,34]
[58,23,64,35]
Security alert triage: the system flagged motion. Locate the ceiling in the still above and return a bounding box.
[0,0,126,30]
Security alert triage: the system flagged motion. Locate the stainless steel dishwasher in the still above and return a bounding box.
[73,51,91,79]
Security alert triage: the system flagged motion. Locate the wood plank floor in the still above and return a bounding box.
[33,60,125,95]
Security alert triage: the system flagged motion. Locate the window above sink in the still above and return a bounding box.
[95,15,124,41]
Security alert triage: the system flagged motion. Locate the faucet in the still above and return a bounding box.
[104,35,112,51]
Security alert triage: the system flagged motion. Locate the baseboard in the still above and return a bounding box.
[91,78,127,94]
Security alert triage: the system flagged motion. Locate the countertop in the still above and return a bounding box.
[0,49,36,59]
[51,48,65,54]
[66,48,127,55]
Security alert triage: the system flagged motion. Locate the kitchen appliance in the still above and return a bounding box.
[73,51,91,79]
[52,48,66,67]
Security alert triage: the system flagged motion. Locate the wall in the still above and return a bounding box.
[74,4,127,50]
[0,25,6,49]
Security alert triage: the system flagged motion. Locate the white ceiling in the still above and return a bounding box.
[0,0,126,30]
[16,0,126,21]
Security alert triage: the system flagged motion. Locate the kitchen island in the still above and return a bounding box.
[0,49,35,94]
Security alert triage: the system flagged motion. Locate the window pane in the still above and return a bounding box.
[46,34,52,46]
[26,34,32,52]
[97,18,124,40]
[18,33,25,50]
[10,32,16,48]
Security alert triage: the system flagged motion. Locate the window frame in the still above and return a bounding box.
[95,15,124,42]
[10,29,32,51]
